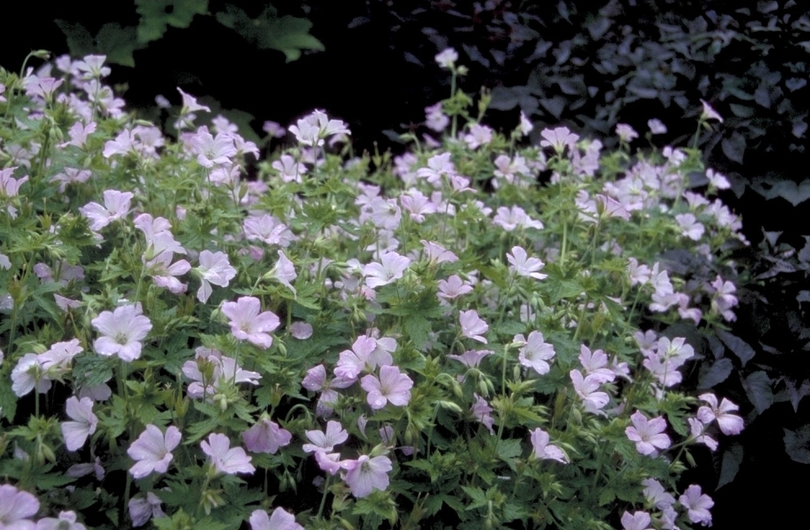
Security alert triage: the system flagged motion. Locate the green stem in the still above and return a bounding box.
[316,474,332,519]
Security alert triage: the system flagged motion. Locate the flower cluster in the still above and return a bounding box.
[0,52,749,530]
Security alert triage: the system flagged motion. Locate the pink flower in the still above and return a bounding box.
[435,48,458,69]
[341,454,392,498]
[700,99,723,123]
[242,419,292,454]
[35,511,87,530]
[364,251,411,289]
[79,190,133,231]
[437,274,473,302]
[128,492,165,527]
[507,246,547,280]
[540,126,579,153]
[471,393,495,434]
[570,369,610,414]
[249,508,303,530]
[529,428,568,463]
[697,393,744,435]
[460,309,488,344]
[0,484,40,530]
[621,510,653,530]
[290,321,313,339]
[335,336,377,381]
[195,250,236,303]
[679,484,714,526]
[302,420,348,454]
[626,411,671,456]
[62,396,98,451]
[92,303,152,362]
[201,433,255,475]
[421,240,458,265]
[642,478,676,510]
[127,424,181,479]
[688,418,718,451]
[221,296,280,349]
[272,250,297,294]
[361,365,414,410]
[516,332,555,375]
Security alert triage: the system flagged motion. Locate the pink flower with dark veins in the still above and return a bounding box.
[201,433,255,475]
[221,296,280,349]
[92,303,152,362]
[360,365,413,410]
[625,411,671,456]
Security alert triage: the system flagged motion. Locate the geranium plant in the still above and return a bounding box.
[0,51,746,530]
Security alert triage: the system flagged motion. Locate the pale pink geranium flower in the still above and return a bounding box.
[341,454,393,498]
[191,126,236,167]
[221,296,280,349]
[364,251,411,289]
[195,250,237,303]
[335,335,377,381]
[642,478,676,510]
[621,510,653,530]
[425,102,449,132]
[648,118,667,134]
[36,510,87,530]
[570,369,611,414]
[626,411,671,456]
[127,424,182,479]
[302,420,349,454]
[492,205,544,232]
[706,168,730,189]
[11,354,50,397]
[242,418,292,454]
[460,309,488,343]
[272,154,307,183]
[0,484,40,530]
[464,123,493,149]
[62,396,98,451]
[530,428,568,463]
[516,331,556,375]
[616,124,638,143]
[289,109,350,147]
[471,393,495,434]
[540,126,579,153]
[79,190,134,232]
[697,393,744,435]
[519,110,533,136]
[290,321,313,339]
[201,433,255,475]
[437,274,473,303]
[507,246,547,280]
[361,365,414,410]
[250,508,304,530]
[688,417,718,451]
[700,99,723,123]
[92,303,152,362]
[435,47,458,69]
[421,240,458,265]
[128,492,166,527]
[679,484,714,526]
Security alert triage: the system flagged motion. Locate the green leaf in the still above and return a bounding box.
[497,439,523,462]
[717,443,744,488]
[215,5,324,63]
[721,132,747,164]
[135,0,209,43]
[716,330,755,367]
[784,425,810,464]
[741,371,774,414]
[404,315,431,349]
[698,357,734,388]
[55,20,143,67]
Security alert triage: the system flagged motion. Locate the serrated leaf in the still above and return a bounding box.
[698,358,734,388]
[216,6,324,63]
[741,371,774,414]
[135,0,209,43]
[784,425,810,464]
[496,439,523,461]
[717,443,743,488]
[721,132,747,164]
[716,329,755,367]
[404,315,431,349]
